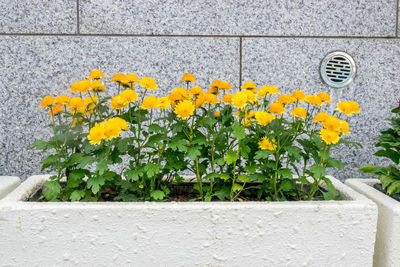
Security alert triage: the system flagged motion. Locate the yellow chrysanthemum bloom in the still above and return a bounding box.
[219,81,231,90]
[182,73,196,82]
[141,96,159,110]
[247,111,256,118]
[193,95,205,108]
[322,116,341,132]
[277,94,296,105]
[87,70,105,79]
[269,102,285,115]
[242,119,252,127]
[110,95,128,110]
[208,87,220,95]
[190,86,204,96]
[111,73,126,83]
[337,101,360,116]
[88,123,105,145]
[158,97,171,109]
[140,77,158,90]
[108,117,128,131]
[244,90,258,104]
[173,87,193,100]
[241,82,257,92]
[174,100,195,119]
[338,120,350,135]
[255,111,276,126]
[291,90,306,102]
[258,85,280,97]
[317,92,331,103]
[222,93,234,104]
[48,105,64,117]
[214,111,221,117]
[70,80,91,94]
[55,95,70,106]
[304,95,323,106]
[320,128,340,145]
[233,91,248,109]
[89,80,106,92]
[103,120,123,140]
[84,96,98,111]
[290,107,307,120]
[125,74,139,83]
[168,91,184,103]
[203,93,219,105]
[210,80,222,89]
[68,97,84,111]
[313,112,330,123]
[40,96,55,109]
[258,137,277,151]
[120,89,139,105]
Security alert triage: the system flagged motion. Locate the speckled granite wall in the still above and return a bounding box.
[0,0,398,180]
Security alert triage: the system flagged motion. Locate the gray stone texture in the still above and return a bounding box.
[80,0,396,36]
[242,38,399,179]
[0,36,240,179]
[0,1,77,34]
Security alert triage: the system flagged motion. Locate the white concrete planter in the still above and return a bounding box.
[346,178,400,267]
[0,175,377,266]
[0,176,20,200]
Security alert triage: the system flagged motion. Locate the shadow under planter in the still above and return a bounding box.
[346,178,400,267]
[0,175,377,266]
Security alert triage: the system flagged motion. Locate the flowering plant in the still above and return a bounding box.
[34,70,360,201]
[359,103,400,195]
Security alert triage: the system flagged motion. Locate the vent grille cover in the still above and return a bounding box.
[320,51,356,88]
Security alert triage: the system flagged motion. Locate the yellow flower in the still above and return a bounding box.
[313,112,329,123]
[89,80,106,92]
[190,86,204,96]
[72,117,83,127]
[219,81,231,90]
[322,116,341,132]
[258,137,277,151]
[108,117,128,131]
[320,128,340,145]
[110,95,127,110]
[317,92,331,103]
[68,97,84,112]
[173,87,193,100]
[174,100,195,119]
[103,120,122,140]
[158,97,171,109]
[269,102,285,115]
[70,80,91,94]
[338,120,350,135]
[111,73,126,83]
[193,95,205,108]
[182,73,196,82]
[258,85,280,97]
[84,96,98,112]
[244,90,258,104]
[242,119,252,127]
[120,89,139,105]
[88,123,105,145]
[55,95,70,105]
[125,74,139,83]
[208,87,220,95]
[214,111,221,117]
[241,82,257,92]
[140,77,158,90]
[291,90,305,102]
[337,101,360,116]
[168,91,184,103]
[277,94,296,105]
[222,93,234,104]
[48,105,64,117]
[233,91,248,109]
[141,96,159,110]
[210,80,222,89]
[203,93,219,105]
[290,107,307,120]
[304,95,322,106]
[254,111,275,126]
[87,70,105,79]
[40,96,55,109]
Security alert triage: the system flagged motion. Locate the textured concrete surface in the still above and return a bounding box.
[0,36,240,179]
[0,176,20,199]
[242,38,400,179]
[0,175,377,266]
[79,0,396,36]
[346,179,400,267]
[0,0,76,33]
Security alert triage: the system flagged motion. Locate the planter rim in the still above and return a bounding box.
[0,175,376,210]
[346,178,400,213]
[0,176,21,200]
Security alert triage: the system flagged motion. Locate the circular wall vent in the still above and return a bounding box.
[320,51,356,88]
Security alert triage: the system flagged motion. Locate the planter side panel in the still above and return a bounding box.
[0,203,376,266]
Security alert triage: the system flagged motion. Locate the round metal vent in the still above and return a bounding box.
[320,51,356,88]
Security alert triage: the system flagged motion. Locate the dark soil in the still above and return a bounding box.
[373,183,400,202]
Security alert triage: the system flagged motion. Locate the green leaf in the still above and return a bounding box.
[359,165,387,176]
[310,165,325,180]
[224,150,238,165]
[326,158,344,169]
[232,122,246,140]
[387,180,400,195]
[278,169,293,179]
[244,164,257,174]
[278,179,296,192]
[65,153,85,167]
[219,173,230,181]
[192,135,207,146]
[249,173,265,181]
[116,138,130,153]
[97,160,112,175]
[374,149,400,164]
[285,146,302,161]
[150,190,165,200]
[145,134,164,148]
[239,142,251,158]
[87,176,105,194]
[215,157,225,166]
[32,140,50,150]
[70,190,85,202]
[214,186,230,200]
[238,174,249,183]
[144,163,160,177]
[322,177,339,200]
[254,150,273,160]
[187,146,201,161]
[232,183,243,192]
[66,169,87,188]
[320,150,330,162]
[125,169,142,181]
[169,138,188,152]
[43,181,62,201]
[41,154,60,171]
[76,156,95,169]
[204,172,218,181]
[148,124,163,134]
